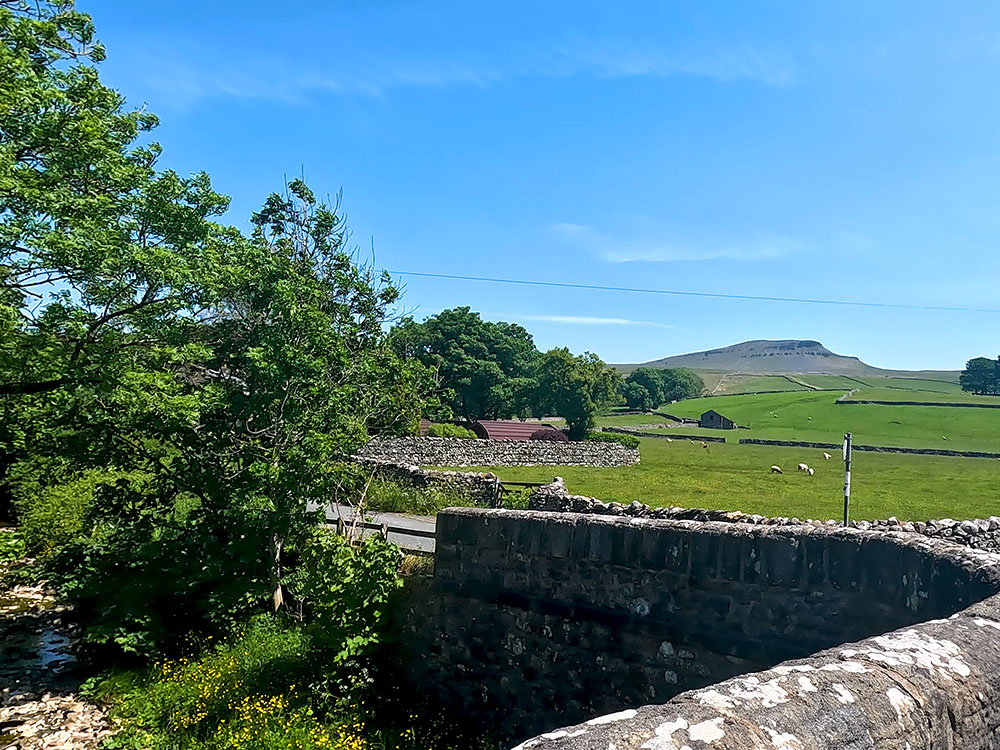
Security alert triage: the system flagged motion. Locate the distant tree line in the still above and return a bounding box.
[389,307,704,437]
[960,356,1000,395]
[622,367,704,410]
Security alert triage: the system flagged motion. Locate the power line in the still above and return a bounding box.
[386,270,1000,314]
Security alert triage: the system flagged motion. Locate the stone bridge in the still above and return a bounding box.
[396,507,1000,749]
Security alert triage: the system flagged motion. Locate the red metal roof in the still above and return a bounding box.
[472,421,562,441]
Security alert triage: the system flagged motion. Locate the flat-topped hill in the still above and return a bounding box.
[624,339,958,378]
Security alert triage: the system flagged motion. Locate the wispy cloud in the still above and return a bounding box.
[551,222,798,263]
[116,35,794,109]
[500,313,673,328]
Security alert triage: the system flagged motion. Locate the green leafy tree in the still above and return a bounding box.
[624,368,666,408]
[622,380,655,410]
[960,356,1000,395]
[658,368,704,402]
[389,307,538,420]
[1,0,426,649]
[533,348,621,439]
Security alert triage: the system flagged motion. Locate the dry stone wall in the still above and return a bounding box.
[397,507,1000,747]
[528,479,1000,553]
[739,437,1000,460]
[358,436,639,467]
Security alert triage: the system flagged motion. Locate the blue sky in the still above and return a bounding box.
[82,0,1000,370]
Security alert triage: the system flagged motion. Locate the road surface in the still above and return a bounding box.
[318,503,437,554]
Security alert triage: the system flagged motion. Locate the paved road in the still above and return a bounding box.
[319,503,437,553]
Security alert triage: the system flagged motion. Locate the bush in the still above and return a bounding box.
[15,469,147,559]
[426,423,477,439]
[585,432,640,450]
[529,428,568,442]
[0,528,25,565]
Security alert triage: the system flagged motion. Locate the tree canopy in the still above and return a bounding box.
[533,348,622,439]
[389,307,540,421]
[623,367,704,409]
[960,356,1000,395]
[1,0,425,648]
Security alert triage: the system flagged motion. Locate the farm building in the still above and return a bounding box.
[699,409,736,430]
[471,420,563,441]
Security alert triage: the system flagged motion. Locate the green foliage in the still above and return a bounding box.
[288,531,402,665]
[390,307,539,420]
[0,528,24,564]
[533,348,622,439]
[622,381,655,410]
[960,356,1000,395]
[89,618,351,750]
[426,423,477,439]
[1,0,431,653]
[585,432,640,450]
[364,478,469,515]
[623,367,703,409]
[14,468,146,558]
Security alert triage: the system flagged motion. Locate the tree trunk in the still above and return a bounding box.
[270,532,284,612]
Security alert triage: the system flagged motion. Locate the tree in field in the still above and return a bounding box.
[1,0,425,649]
[960,357,1000,395]
[659,368,704,402]
[622,367,703,410]
[389,307,539,420]
[624,368,665,408]
[533,348,622,439]
[622,380,655,411]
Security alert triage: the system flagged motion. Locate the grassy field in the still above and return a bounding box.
[446,438,1000,521]
[844,387,1000,404]
[681,370,961,397]
[646,391,1000,452]
[594,412,677,427]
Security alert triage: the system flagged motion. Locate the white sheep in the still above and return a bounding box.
[797,463,809,472]
[808,467,815,476]
[770,465,782,474]
[822,452,831,460]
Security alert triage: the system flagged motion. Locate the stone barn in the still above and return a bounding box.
[699,409,735,429]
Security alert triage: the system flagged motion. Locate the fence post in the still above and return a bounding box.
[843,432,852,526]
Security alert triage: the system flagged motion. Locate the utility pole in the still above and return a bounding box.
[843,432,852,526]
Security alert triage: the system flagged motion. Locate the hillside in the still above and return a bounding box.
[625,339,959,379]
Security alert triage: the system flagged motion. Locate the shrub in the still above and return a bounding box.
[0,529,25,565]
[585,432,640,450]
[529,428,568,442]
[426,423,477,439]
[15,469,148,559]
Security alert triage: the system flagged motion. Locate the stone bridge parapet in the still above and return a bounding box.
[399,507,1000,749]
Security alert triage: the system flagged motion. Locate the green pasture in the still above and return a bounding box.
[651,391,1000,452]
[844,387,1000,405]
[446,438,1000,521]
[595,412,677,427]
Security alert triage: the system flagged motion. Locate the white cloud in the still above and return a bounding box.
[551,223,797,263]
[500,313,673,328]
[113,35,794,109]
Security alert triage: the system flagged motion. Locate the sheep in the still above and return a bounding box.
[797,463,809,472]
[689,440,696,445]
[808,467,815,476]
[700,441,708,448]
[822,452,831,460]
[665,437,672,443]
[770,465,782,474]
